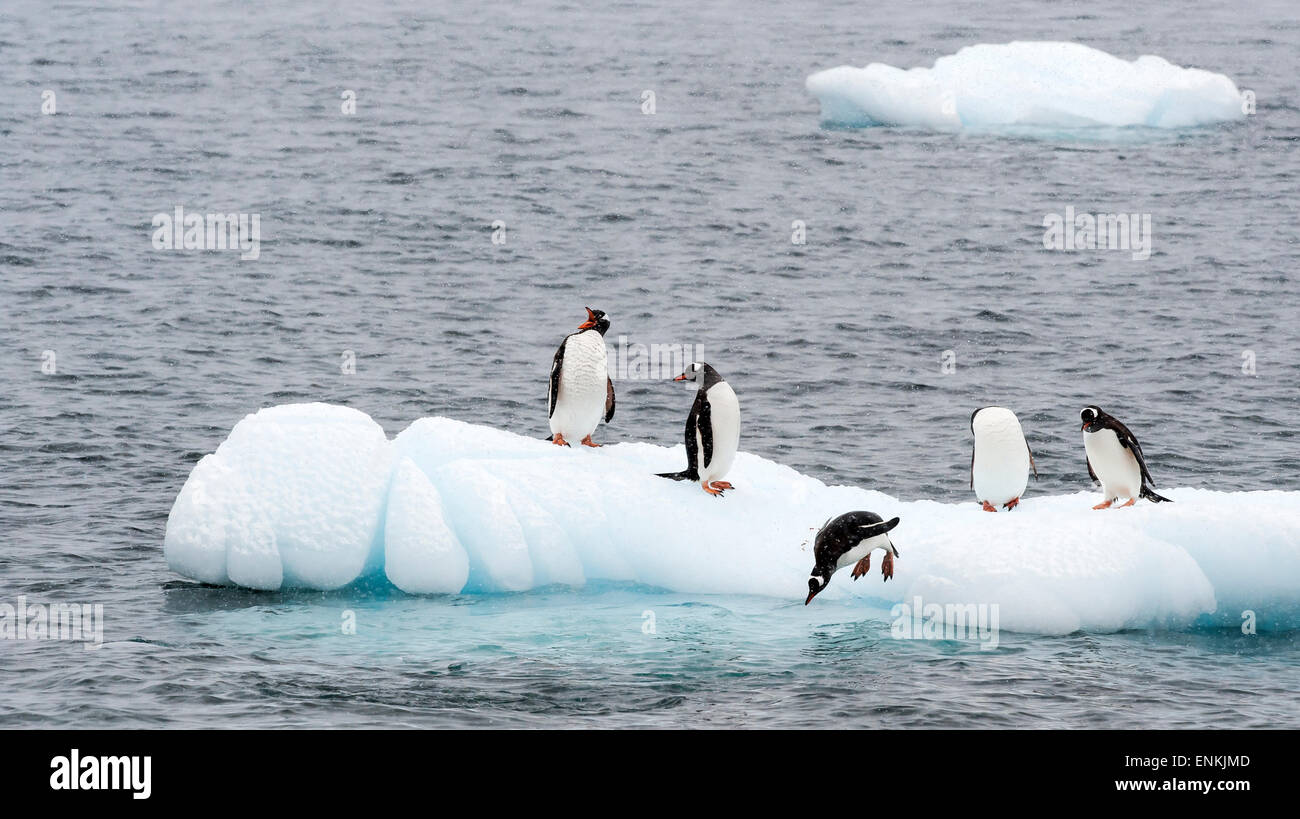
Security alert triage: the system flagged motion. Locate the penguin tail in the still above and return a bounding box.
[1141,485,1173,504]
[656,470,697,481]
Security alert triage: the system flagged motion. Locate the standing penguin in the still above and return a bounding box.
[548,307,615,447]
[656,362,740,496]
[970,406,1038,511]
[1080,405,1172,508]
[804,511,901,605]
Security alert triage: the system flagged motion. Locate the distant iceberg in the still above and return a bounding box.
[164,403,1300,635]
[805,41,1247,130]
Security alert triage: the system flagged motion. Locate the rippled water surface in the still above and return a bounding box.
[1,0,1298,727]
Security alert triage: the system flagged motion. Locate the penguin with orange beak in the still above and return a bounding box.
[547,308,614,447]
[656,362,741,496]
[1080,405,1171,508]
[805,512,901,605]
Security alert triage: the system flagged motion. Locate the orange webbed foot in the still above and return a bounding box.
[710,481,733,490]
[551,434,570,447]
[1120,498,1136,507]
[1092,500,1113,510]
[881,551,895,582]
[1003,496,1020,511]
[981,501,997,512]
[851,555,871,580]
[580,435,601,448]
[702,482,725,496]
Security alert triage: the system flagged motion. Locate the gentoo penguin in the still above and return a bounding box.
[970,406,1038,511]
[804,511,901,605]
[656,362,740,496]
[547,307,614,447]
[1080,405,1172,508]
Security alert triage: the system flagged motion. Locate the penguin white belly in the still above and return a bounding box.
[972,409,1030,505]
[1084,428,1142,500]
[550,331,608,439]
[696,382,740,483]
[835,534,889,571]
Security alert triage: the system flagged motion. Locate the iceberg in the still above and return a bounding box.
[805,41,1247,131]
[164,403,393,591]
[164,403,1300,635]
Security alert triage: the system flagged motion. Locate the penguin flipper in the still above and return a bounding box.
[1111,417,1159,488]
[660,394,701,481]
[697,395,713,468]
[1086,456,1098,484]
[857,517,901,540]
[1027,441,1038,479]
[683,393,702,474]
[548,339,566,419]
[604,376,615,423]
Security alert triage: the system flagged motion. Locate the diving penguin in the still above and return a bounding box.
[656,362,740,496]
[970,406,1038,511]
[548,307,615,447]
[1080,405,1172,508]
[804,511,901,605]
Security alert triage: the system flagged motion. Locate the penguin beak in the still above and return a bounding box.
[577,307,597,330]
[804,589,819,606]
[673,374,687,382]
[1081,421,1089,431]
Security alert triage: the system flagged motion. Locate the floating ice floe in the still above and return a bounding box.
[805,41,1247,131]
[164,403,1300,634]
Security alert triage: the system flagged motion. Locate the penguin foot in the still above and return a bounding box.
[881,551,895,582]
[1120,498,1136,507]
[551,434,570,447]
[1092,500,1113,510]
[580,435,600,448]
[710,481,733,490]
[702,482,725,496]
[851,555,871,580]
[981,501,997,512]
[1003,497,1020,510]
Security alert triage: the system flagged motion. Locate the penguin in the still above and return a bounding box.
[804,511,901,605]
[656,362,740,496]
[970,406,1038,511]
[547,307,615,447]
[1079,405,1172,508]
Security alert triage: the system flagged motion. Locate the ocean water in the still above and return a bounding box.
[1,0,1298,728]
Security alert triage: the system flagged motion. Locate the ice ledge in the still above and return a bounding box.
[164,404,1300,634]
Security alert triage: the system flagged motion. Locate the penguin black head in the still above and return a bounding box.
[805,573,829,606]
[578,307,610,336]
[1080,405,1103,431]
[673,361,704,382]
[673,361,722,387]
